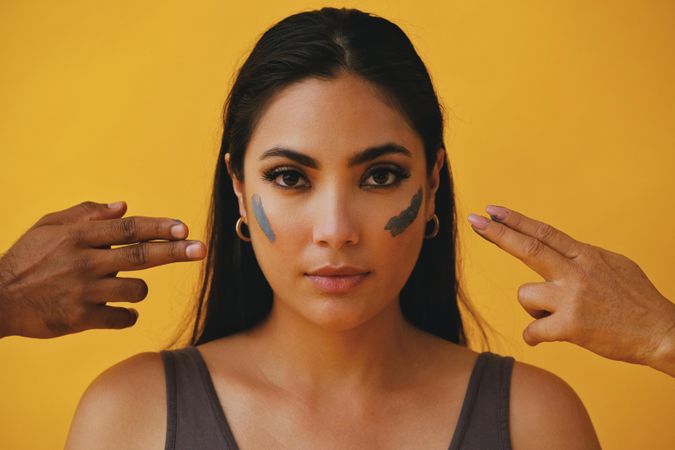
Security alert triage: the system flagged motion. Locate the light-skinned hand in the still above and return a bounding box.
[468,205,675,377]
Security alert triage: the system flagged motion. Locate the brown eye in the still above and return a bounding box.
[370,169,393,185]
[362,165,410,188]
[261,167,309,189]
[281,172,300,186]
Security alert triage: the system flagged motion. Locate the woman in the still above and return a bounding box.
[65,7,600,449]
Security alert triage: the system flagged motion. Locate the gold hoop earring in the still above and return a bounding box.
[424,214,439,239]
[235,216,251,242]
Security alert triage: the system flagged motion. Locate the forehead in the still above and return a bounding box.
[245,73,424,163]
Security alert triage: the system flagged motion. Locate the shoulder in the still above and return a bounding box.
[65,351,168,450]
[508,359,601,450]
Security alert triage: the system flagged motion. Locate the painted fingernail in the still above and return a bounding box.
[486,205,508,221]
[170,223,187,239]
[468,213,490,230]
[186,242,204,259]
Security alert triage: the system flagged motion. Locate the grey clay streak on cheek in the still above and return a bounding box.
[384,187,423,237]
[252,194,276,242]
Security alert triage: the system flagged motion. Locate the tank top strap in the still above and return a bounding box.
[448,351,515,450]
[160,346,240,450]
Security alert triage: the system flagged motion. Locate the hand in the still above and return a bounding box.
[467,205,675,376]
[0,201,206,339]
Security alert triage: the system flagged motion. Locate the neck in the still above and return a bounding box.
[243,296,431,397]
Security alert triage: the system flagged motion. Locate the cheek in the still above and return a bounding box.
[249,190,426,288]
[248,198,305,282]
[374,217,425,289]
[384,187,424,237]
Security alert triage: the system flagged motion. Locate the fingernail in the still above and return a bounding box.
[108,201,125,209]
[186,242,204,259]
[468,213,490,230]
[170,223,187,239]
[485,205,508,221]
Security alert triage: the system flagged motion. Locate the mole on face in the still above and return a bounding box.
[384,187,423,237]
[252,194,276,242]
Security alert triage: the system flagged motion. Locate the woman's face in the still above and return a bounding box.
[228,72,445,331]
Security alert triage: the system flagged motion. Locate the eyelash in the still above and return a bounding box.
[260,164,411,190]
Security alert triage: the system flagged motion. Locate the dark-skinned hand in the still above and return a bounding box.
[0,201,206,339]
[468,205,675,377]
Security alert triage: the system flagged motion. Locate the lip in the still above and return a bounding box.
[306,265,370,276]
[304,272,370,294]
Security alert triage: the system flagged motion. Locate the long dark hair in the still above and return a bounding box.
[169,6,491,349]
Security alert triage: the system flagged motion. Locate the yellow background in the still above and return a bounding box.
[1,1,674,448]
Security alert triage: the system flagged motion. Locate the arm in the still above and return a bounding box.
[64,352,166,450]
[510,361,601,450]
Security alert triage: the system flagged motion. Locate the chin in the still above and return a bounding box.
[298,297,383,332]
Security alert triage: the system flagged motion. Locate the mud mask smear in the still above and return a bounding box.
[384,187,422,237]
[252,194,276,242]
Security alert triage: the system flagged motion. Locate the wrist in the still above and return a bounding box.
[0,279,9,338]
[0,264,16,338]
[645,302,675,377]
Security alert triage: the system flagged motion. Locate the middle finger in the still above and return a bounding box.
[88,239,206,273]
[76,216,189,247]
[470,216,574,281]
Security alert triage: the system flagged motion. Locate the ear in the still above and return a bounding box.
[426,148,445,220]
[225,153,248,220]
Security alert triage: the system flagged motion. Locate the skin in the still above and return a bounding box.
[0,201,206,338]
[65,72,600,449]
[468,205,675,377]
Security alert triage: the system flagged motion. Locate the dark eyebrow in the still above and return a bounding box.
[258,142,413,169]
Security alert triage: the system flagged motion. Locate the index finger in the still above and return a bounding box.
[74,216,189,247]
[485,205,585,260]
[468,213,575,282]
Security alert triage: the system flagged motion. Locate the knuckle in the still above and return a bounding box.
[71,254,93,273]
[52,304,87,334]
[68,224,87,246]
[126,244,148,266]
[168,242,182,260]
[37,212,56,224]
[118,217,139,240]
[524,238,545,258]
[69,282,87,301]
[42,300,73,334]
[154,220,163,237]
[535,223,556,242]
[580,244,602,264]
[563,302,583,333]
[66,304,88,328]
[493,223,507,239]
[79,201,99,212]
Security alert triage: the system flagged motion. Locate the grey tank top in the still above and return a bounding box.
[160,346,515,450]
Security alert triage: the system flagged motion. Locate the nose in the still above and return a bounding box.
[311,185,360,249]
